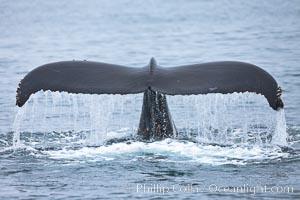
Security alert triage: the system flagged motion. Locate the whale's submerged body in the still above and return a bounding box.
[16,58,284,138]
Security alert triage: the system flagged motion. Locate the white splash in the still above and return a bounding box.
[12,91,288,149]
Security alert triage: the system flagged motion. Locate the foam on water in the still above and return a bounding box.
[45,139,289,165]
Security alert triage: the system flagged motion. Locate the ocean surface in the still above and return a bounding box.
[0,0,300,199]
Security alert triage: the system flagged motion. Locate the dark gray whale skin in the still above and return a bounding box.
[16,58,283,138]
[138,88,176,139]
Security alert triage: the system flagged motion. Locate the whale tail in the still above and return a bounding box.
[16,58,283,138]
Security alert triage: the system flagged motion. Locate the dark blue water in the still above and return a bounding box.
[0,0,300,199]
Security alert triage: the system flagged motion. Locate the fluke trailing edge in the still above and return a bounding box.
[16,58,284,138]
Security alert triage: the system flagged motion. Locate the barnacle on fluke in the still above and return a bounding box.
[275,86,284,108]
[16,79,23,106]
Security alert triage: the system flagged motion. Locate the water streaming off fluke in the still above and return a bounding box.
[12,91,288,149]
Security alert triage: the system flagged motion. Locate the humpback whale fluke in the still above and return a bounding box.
[16,58,284,138]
